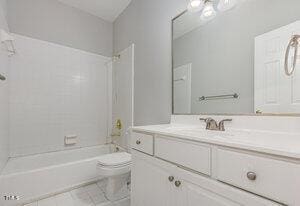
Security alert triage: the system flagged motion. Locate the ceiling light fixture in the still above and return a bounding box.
[200,1,216,21]
[217,0,237,11]
[187,0,238,22]
[187,0,204,12]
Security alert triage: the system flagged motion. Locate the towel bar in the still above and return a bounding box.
[198,93,239,101]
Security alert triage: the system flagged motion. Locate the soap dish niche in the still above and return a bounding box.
[65,135,77,146]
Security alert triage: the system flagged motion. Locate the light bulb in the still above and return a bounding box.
[200,2,216,21]
[187,0,204,13]
[217,0,237,11]
[191,0,201,7]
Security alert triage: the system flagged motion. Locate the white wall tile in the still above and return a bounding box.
[112,45,134,150]
[9,34,111,157]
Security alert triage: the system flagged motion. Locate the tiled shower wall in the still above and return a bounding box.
[112,45,134,150]
[9,34,111,157]
[0,0,10,171]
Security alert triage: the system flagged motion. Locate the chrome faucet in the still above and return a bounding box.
[200,118,218,130]
[200,118,232,131]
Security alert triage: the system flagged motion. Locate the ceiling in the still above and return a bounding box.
[57,0,132,22]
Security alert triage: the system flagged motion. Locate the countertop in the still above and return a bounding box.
[132,124,300,160]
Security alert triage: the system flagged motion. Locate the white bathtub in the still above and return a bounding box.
[0,145,113,206]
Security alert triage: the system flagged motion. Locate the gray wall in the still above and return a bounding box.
[114,0,186,126]
[0,0,7,17]
[173,0,300,114]
[8,0,113,56]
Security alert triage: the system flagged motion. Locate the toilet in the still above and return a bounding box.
[97,152,132,201]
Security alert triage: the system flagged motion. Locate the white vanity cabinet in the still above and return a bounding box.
[215,148,300,205]
[131,150,176,206]
[131,150,241,206]
[131,132,283,206]
[155,136,211,176]
[131,132,154,155]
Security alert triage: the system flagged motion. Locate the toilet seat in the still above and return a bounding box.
[97,152,132,177]
[97,152,131,168]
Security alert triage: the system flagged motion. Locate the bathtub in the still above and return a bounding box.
[0,145,114,206]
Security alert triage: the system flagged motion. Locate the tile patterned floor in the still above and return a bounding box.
[24,182,130,206]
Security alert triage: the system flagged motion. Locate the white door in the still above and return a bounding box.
[255,21,300,113]
[173,64,192,114]
[112,45,134,149]
[131,151,175,206]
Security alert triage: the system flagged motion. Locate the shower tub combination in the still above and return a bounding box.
[0,145,115,206]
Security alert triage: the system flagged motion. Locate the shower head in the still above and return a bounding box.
[105,54,121,66]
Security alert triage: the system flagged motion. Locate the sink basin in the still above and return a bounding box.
[163,126,235,138]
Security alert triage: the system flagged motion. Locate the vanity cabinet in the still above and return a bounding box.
[131,150,241,206]
[131,132,154,155]
[179,179,240,206]
[131,150,176,206]
[131,137,282,206]
[216,148,300,205]
[155,136,211,176]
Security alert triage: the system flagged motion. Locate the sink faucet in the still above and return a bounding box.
[200,118,232,131]
[200,118,218,130]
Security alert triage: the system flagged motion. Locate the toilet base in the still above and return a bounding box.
[104,173,131,201]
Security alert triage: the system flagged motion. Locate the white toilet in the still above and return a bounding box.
[97,152,131,201]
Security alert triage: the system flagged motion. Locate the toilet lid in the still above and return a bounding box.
[97,152,131,167]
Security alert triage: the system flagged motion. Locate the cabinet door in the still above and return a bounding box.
[131,150,175,206]
[182,181,241,206]
[176,167,281,206]
[131,151,280,206]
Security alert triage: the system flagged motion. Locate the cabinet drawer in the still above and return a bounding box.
[155,136,211,176]
[131,132,154,155]
[216,149,300,205]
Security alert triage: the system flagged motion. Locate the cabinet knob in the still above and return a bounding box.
[175,180,181,187]
[247,172,257,181]
[136,140,141,145]
[168,176,174,182]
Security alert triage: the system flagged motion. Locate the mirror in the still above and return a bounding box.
[172,0,300,115]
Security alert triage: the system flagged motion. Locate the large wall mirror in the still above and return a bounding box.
[172,0,300,115]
